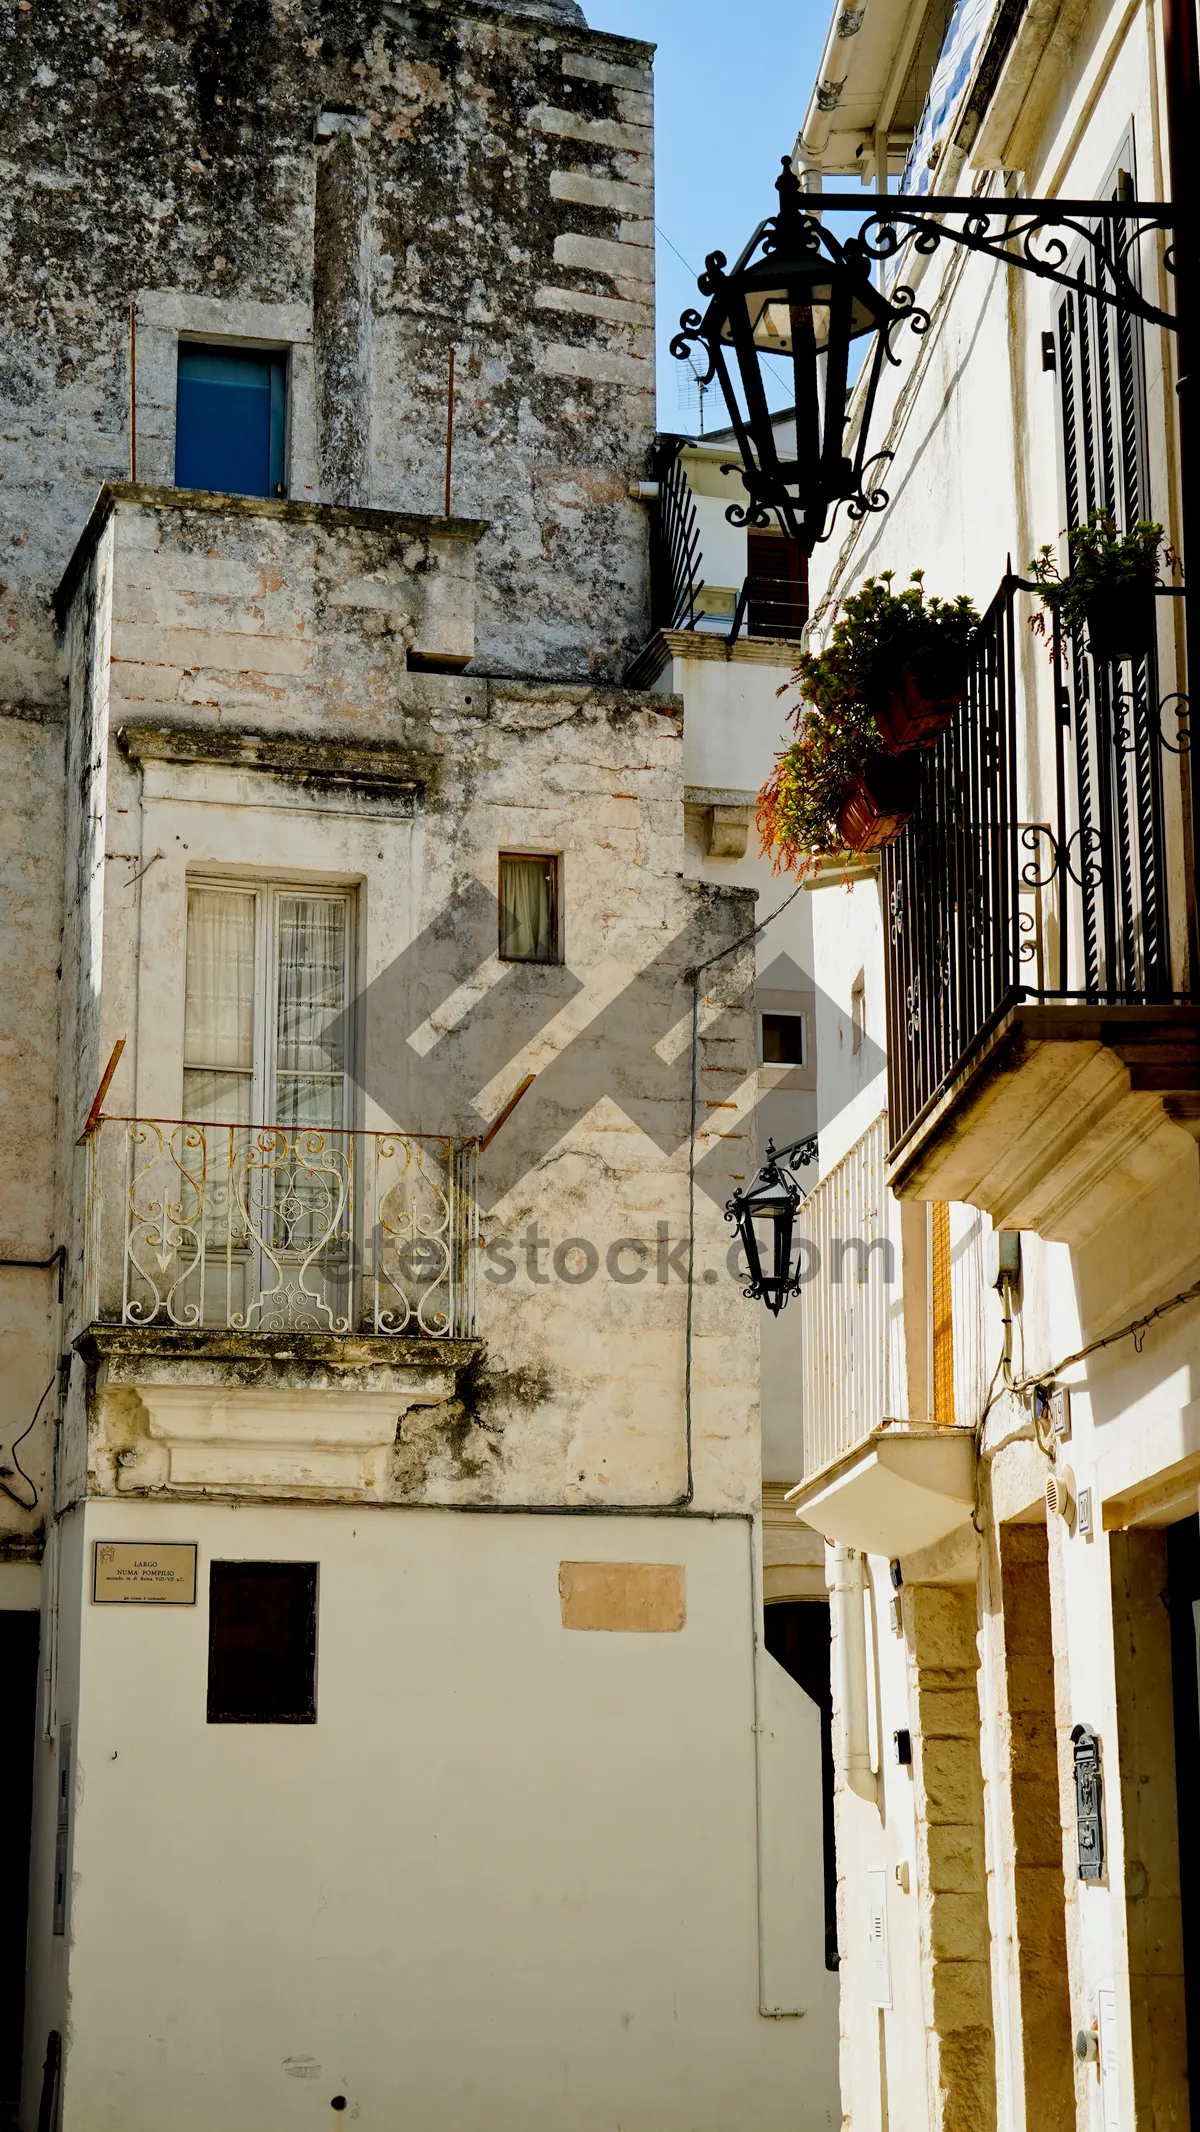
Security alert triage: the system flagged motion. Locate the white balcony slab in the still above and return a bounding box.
[786,1422,976,1557]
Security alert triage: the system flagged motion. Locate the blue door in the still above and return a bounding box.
[174,344,287,498]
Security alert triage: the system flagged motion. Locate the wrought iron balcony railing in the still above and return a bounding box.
[796,1114,898,1478]
[84,1119,479,1339]
[883,575,1192,1160]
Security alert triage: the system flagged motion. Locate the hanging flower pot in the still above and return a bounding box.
[756,571,979,879]
[1030,510,1174,663]
[836,754,920,852]
[1084,576,1157,663]
[874,661,964,752]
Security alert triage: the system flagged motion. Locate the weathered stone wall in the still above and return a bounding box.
[0,0,655,709]
[0,706,65,1547]
[994,1523,1074,2128]
[52,494,761,1517]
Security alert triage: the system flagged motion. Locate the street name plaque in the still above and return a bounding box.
[93,1542,197,1605]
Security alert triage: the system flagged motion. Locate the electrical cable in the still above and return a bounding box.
[655,223,794,401]
[1010,1274,1200,1391]
[2,1374,54,1510]
[972,1268,1200,1492]
[680,879,811,1506]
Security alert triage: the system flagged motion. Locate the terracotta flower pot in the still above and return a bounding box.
[1085,578,1157,663]
[836,754,920,852]
[874,662,963,753]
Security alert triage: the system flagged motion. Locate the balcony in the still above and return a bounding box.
[77,1119,480,1495]
[84,1117,478,1342]
[883,575,1200,1247]
[631,438,808,685]
[785,1114,976,1557]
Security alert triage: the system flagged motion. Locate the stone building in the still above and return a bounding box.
[780,0,1200,2128]
[0,1,841,2126]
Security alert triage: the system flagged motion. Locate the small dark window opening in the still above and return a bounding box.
[761,1011,805,1066]
[208,1561,318,1724]
[498,854,559,964]
[175,343,288,500]
[746,534,808,641]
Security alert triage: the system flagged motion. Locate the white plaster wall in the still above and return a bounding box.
[806,874,887,1172]
[830,1553,925,2132]
[689,490,750,597]
[24,1498,841,2132]
[797,1,1189,2121]
[668,649,819,1483]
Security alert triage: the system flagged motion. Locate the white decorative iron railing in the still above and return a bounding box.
[797,1113,896,1479]
[85,1119,478,1338]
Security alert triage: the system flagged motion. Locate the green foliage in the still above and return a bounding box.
[757,571,980,875]
[1028,509,1173,637]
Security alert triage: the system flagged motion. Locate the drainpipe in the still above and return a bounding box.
[795,0,872,168]
[831,1545,878,1802]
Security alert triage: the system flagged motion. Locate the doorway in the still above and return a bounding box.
[763,1599,837,1968]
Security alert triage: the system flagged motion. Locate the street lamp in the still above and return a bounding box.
[725,1134,818,1316]
[670,157,927,552]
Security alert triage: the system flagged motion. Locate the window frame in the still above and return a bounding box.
[758,1009,807,1068]
[496,850,562,966]
[174,335,291,500]
[182,877,356,1128]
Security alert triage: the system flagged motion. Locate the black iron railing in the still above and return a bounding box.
[650,440,705,630]
[883,574,1192,1158]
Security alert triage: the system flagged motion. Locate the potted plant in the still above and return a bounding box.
[795,571,980,755]
[757,571,980,868]
[1028,510,1175,662]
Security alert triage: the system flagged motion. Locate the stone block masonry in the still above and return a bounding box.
[906,1583,997,2132]
[0,0,657,711]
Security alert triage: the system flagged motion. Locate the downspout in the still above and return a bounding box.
[831,1545,878,1802]
[795,0,873,169]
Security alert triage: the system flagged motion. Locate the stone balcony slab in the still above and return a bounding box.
[78,1325,478,1500]
[886,1003,1200,1247]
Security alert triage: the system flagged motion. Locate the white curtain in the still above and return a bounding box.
[499,858,554,963]
[183,888,255,1122]
[274,896,346,1129]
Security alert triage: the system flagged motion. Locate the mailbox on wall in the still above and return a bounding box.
[1071,1724,1105,1882]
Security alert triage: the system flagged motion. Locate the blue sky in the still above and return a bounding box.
[588,0,830,425]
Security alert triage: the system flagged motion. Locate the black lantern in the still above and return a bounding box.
[725,1134,818,1316]
[671,158,927,552]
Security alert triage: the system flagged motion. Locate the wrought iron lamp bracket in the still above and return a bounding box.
[672,167,1181,555]
[830,193,1181,335]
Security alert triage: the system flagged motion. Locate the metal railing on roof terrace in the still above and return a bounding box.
[883,574,1192,1160]
[84,1118,478,1338]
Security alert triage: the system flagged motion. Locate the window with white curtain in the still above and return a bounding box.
[498,854,558,964]
[183,883,351,1124]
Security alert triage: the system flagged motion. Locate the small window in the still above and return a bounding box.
[175,342,287,499]
[851,970,866,1056]
[207,1561,318,1724]
[498,854,558,964]
[761,1011,805,1066]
